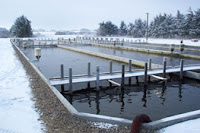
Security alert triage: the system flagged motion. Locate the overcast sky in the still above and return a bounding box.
[0,0,200,31]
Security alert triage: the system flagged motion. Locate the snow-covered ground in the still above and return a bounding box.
[33,31,80,39]
[148,38,200,46]
[0,38,43,133]
[162,118,200,133]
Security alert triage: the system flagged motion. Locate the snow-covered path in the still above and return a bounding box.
[0,39,43,133]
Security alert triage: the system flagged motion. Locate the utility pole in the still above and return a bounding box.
[146,13,149,43]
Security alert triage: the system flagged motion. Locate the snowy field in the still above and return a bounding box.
[0,39,43,133]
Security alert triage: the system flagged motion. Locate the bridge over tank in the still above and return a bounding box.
[49,64,200,92]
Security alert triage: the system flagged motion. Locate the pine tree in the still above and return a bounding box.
[175,10,186,38]
[185,8,195,38]
[127,23,134,36]
[97,21,118,36]
[193,9,200,38]
[10,15,33,37]
[119,21,127,36]
[129,19,146,38]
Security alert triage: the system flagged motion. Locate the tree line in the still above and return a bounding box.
[97,8,200,39]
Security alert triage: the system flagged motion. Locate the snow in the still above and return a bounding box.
[91,122,118,129]
[33,31,82,39]
[148,38,200,46]
[0,39,43,133]
[162,118,200,133]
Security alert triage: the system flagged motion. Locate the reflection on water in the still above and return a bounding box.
[63,77,200,121]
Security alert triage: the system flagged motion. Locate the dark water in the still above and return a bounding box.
[20,47,138,79]
[64,77,200,121]
[72,45,200,66]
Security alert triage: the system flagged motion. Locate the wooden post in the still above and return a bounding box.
[148,59,152,70]
[148,59,151,81]
[96,66,100,90]
[110,61,113,74]
[121,65,125,88]
[88,62,91,76]
[129,60,132,72]
[61,85,64,93]
[87,82,90,89]
[180,59,184,80]
[128,78,131,86]
[60,64,64,79]
[69,68,72,94]
[136,76,139,85]
[144,63,148,86]
[163,60,166,78]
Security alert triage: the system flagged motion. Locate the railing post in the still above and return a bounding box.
[121,65,125,88]
[96,66,100,90]
[69,68,72,94]
[144,63,148,86]
[148,59,151,81]
[60,64,64,93]
[163,60,166,78]
[88,62,91,76]
[136,76,139,85]
[148,59,152,70]
[60,64,64,79]
[180,59,184,80]
[129,60,132,72]
[110,61,113,74]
